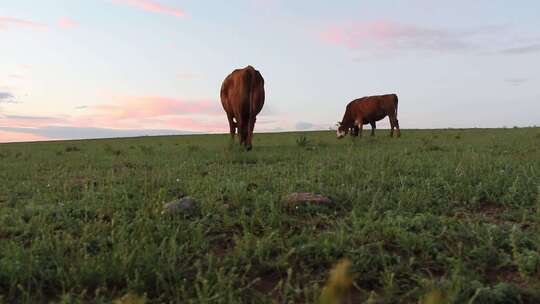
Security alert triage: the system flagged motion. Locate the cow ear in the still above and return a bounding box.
[336,122,341,127]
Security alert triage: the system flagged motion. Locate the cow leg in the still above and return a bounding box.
[351,126,359,137]
[370,121,376,136]
[227,114,237,140]
[237,120,245,145]
[389,115,399,137]
[355,120,363,137]
[389,116,394,137]
[242,122,249,147]
[394,117,401,137]
[246,116,256,151]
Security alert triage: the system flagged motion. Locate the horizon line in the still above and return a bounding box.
[1,126,538,145]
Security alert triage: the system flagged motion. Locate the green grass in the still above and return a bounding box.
[0,128,539,303]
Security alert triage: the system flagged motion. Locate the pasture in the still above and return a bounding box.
[0,128,539,303]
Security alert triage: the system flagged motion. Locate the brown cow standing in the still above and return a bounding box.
[337,94,400,138]
[220,66,265,151]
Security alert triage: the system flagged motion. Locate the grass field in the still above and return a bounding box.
[0,128,539,303]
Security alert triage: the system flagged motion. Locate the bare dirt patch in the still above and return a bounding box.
[470,201,537,230]
[485,266,528,289]
[456,200,520,227]
[251,271,283,300]
[210,238,235,257]
[476,200,506,214]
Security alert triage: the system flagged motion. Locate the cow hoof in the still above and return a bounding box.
[246,145,252,151]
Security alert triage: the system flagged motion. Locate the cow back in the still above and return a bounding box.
[220,66,265,120]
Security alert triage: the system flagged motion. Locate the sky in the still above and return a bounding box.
[1,0,539,143]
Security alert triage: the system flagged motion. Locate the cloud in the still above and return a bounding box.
[505,78,528,86]
[112,0,186,18]
[0,95,300,142]
[0,110,225,143]
[268,127,284,132]
[0,16,46,31]
[157,117,227,132]
[0,130,51,143]
[295,121,315,130]
[0,92,16,103]
[0,126,199,142]
[0,114,67,127]
[0,110,319,142]
[74,105,88,110]
[319,20,504,54]
[88,96,222,121]
[58,17,78,29]
[295,121,328,131]
[1,96,228,141]
[4,114,58,120]
[499,43,540,55]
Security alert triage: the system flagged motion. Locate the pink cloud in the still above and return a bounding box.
[113,0,186,18]
[319,20,501,53]
[90,96,221,119]
[0,130,51,143]
[0,16,46,31]
[160,117,227,132]
[0,115,68,128]
[2,96,219,132]
[1,95,292,142]
[58,17,78,29]
[68,96,224,130]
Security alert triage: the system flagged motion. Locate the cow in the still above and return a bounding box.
[337,94,400,138]
[220,66,265,151]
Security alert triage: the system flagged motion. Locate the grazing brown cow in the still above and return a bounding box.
[220,66,265,151]
[337,94,400,138]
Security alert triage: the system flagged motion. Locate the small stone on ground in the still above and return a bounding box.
[162,196,197,215]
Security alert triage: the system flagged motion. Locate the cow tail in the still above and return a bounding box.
[394,94,399,117]
[248,70,256,118]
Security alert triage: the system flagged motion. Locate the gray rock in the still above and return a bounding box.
[161,196,197,216]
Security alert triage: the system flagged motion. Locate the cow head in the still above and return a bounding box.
[336,122,347,139]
